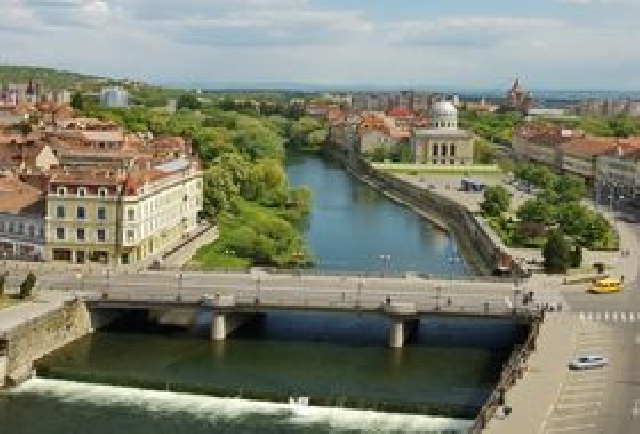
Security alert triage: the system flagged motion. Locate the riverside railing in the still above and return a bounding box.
[469,314,543,433]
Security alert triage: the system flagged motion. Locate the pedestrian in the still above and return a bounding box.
[386,295,391,305]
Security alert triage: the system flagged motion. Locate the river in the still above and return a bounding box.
[0,153,518,434]
[285,153,468,276]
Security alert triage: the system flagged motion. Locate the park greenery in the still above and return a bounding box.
[459,109,523,146]
[76,91,326,269]
[483,164,616,270]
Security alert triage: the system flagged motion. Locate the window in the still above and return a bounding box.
[128,209,135,221]
[77,187,86,197]
[57,187,66,196]
[56,205,65,219]
[9,222,15,233]
[18,222,24,234]
[77,206,86,220]
[98,188,108,198]
[56,227,65,240]
[450,144,456,157]
[97,229,106,242]
[450,159,455,165]
[441,159,446,165]
[441,144,447,156]
[127,230,135,241]
[27,226,34,237]
[432,144,438,156]
[97,207,106,220]
[76,228,85,241]
[0,221,4,232]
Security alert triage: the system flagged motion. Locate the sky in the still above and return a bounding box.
[1,0,639,90]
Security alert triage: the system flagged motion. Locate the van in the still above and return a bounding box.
[589,278,622,294]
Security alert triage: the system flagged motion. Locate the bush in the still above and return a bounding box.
[543,230,572,274]
[19,272,36,299]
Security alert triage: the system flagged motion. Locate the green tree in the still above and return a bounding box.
[481,185,512,217]
[543,230,572,274]
[570,245,583,269]
[19,272,36,299]
[517,198,554,225]
[71,91,84,110]
[473,138,498,164]
[177,93,202,110]
[554,175,586,204]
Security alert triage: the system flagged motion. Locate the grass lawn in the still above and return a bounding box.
[190,247,252,270]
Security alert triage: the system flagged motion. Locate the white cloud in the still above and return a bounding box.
[21,0,114,28]
[387,17,564,47]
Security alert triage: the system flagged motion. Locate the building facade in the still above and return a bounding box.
[43,158,203,265]
[411,101,474,165]
[0,176,45,260]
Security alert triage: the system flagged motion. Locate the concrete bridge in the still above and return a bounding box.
[80,286,540,348]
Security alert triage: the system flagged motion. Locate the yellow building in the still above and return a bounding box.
[44,158,202,265]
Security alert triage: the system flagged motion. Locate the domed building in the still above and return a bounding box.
[411,99,475,165]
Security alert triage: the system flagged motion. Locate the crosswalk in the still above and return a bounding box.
[578,311,640,323]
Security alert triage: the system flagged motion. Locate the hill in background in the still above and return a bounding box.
[0,64,107,90]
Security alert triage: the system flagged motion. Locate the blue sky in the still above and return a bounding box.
[1,0,639,90]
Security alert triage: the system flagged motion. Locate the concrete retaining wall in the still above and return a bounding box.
[325,148,520,276]
[1,301,93,387]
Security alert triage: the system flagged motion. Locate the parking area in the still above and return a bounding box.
[542,319,635,433]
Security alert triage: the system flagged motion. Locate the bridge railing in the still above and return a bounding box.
[82,291,539,318]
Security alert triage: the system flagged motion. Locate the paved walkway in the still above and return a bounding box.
[0,291,73,336]
[484,312,579,434]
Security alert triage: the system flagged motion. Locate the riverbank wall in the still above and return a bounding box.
[324,147,520,277]
[0,300,93,388]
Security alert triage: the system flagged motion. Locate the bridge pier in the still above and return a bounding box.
[384,302,419,349]
[389,318,420,349]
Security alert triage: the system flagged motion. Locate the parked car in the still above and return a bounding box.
[569,355,608,370]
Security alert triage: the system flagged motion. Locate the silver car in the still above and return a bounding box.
[569,355,608,370]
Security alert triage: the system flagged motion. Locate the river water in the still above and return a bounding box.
[285,153,468,276]
[0,154,517,434]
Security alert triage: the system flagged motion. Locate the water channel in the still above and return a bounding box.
[0,153,519,434]
[286,153,468,276]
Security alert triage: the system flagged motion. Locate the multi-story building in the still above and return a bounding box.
[99,86,129,108]
[596,147,640,200]
[0,175,45,260]
[44,158,203,265]
[411,100,475,165]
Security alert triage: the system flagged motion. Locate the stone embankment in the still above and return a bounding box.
[325,147,522,277]
[0,298,107,388]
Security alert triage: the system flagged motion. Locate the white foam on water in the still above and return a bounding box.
[6,378,472,433]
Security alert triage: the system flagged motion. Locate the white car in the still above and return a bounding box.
[569,355,608,370]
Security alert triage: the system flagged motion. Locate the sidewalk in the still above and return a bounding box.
[483,312,579,434]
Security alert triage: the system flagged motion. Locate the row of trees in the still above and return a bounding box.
[480,164,616,272]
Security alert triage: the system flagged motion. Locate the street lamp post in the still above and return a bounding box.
[447,243,460,286]
[103,268,110,291]
[177,272,183,292]
[379,254,391,277]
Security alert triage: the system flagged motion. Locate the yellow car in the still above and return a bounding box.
[589,278,623,294]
